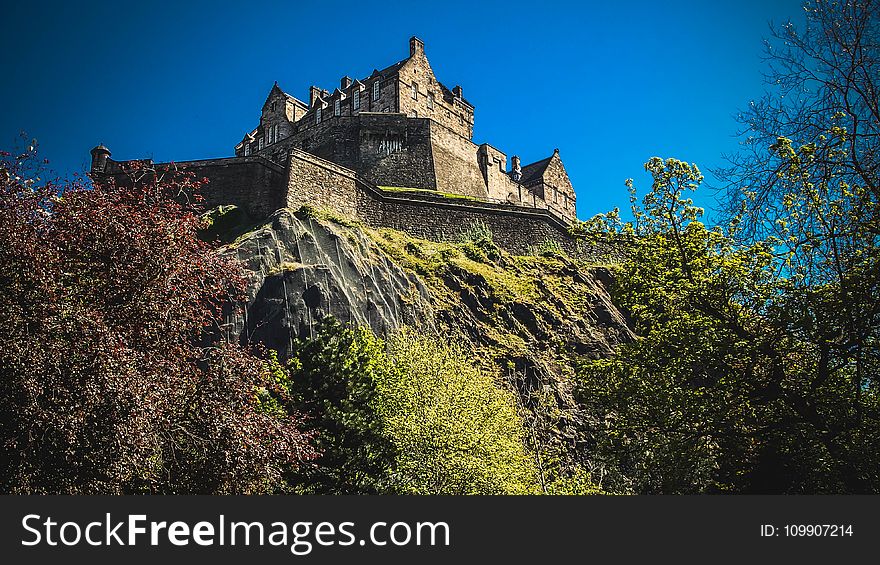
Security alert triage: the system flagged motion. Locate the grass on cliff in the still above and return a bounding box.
[365,224,600,317]
[378,185,480,201]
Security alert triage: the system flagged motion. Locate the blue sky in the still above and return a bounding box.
[1,0,805,220]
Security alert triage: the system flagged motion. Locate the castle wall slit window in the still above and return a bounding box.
[271,101,277,112]
[372,81,380,101]
[353,90,360,111]
[316,107,322,124]
[334,99,340,116]
[411,82,418,100]
[427,92,434,110]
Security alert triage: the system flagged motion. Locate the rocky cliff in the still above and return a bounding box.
[209,205,633,464]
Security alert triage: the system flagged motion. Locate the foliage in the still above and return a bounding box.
[283,319,538,494]
[718,0,879,240]
[279,320,396,494]
[576,154,880,493]
[0,146,315,494]
[458,220,501,262]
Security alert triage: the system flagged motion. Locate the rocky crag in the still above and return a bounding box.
[206,204,633,469]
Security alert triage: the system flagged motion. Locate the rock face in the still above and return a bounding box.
[222,205,634,460]
[224,208,435,358]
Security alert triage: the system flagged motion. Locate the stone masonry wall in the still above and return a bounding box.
[430,124,489,199]
[357,114,436,190]
[286,149,360,219]
[282,148,610,261]
[98,155,287,219]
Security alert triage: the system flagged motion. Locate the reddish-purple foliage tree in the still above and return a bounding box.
[0,144,315,494]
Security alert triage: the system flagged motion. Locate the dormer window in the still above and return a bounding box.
[353,89,360,111]
[316,107,322,124]
[411,82,418,100]
[372,81,380,101]
[427,92,434,110]
[334,99,340,116]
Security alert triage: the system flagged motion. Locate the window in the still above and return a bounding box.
[411,82,418,100]
[244,143,250,156]
[427,92,434,110]
[372,80,380,101]
[258,137,264,150]
[334,99,340,116]
[353,89,360,111]
[271,101,277,112]
[316,107,322,124]
[410,110,418,118]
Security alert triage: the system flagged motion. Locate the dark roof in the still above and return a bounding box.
[518,156,552,184]
[370,58,409,82]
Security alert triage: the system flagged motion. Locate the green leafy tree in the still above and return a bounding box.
[575,156,879,493]
[283,319,538,494]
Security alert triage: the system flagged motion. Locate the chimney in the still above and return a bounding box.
[309,86,322,107]
[409,36,424,57]
[453,85,463,100]
[341,76,352,90]
[90,144,111,173]
[511,155,522,182]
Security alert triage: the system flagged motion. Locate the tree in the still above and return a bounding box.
[283,319,538,494]
[0,145,315,494]
[719,0,879,239]
[575,156,879,493]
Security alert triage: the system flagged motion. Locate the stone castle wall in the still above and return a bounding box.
[283,149,610,260]
[94,148,608,261]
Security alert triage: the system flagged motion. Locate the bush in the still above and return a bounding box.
[284,319,538,494]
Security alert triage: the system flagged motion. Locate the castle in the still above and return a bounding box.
[91,37,592,257]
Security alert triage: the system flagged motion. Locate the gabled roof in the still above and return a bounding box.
[263,82,308,109]
[518,156,553,185]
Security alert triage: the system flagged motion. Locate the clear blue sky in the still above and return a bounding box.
[1,0,805,220]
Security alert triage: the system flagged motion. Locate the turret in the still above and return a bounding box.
[90,144,111,173]
[511,155,522,181]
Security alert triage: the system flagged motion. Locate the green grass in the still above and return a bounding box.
[378,186,481,201]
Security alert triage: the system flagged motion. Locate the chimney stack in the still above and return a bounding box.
[341,76,352,89]
[309,86,322,107]
[409,36,424,57]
